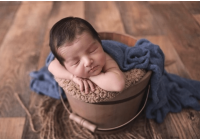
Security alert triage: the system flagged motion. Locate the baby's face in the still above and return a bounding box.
[58,32,106,78]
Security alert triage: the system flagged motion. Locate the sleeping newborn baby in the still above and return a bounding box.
[48,17,125,94]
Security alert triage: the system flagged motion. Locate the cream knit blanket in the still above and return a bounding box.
[55,69,146,103]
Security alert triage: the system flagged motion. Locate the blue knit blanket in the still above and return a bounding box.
[30,39,200,123]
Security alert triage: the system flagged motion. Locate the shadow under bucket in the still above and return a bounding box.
[65,32,152,134]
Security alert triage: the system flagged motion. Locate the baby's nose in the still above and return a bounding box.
[85,58,93,67]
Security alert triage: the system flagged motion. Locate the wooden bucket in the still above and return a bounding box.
[66,32,152,134]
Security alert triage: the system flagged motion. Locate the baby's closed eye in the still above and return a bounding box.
[90,49,96,53]
[71,60,80,66]
[89,46,98,53]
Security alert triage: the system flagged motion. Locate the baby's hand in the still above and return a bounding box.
[71,75,96,94]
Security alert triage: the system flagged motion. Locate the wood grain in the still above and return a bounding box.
[148,1,180,4]
[0,117,25,138]
[193,14,200,26]
[0,2,21,47]
[0,2,52,137]
[85,1,125,33]
[115,1,163,36]
[0,1,52,116]
[150,3,200,81]
[182,1,200,15]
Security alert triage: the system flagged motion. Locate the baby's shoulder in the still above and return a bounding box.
[105,53,114,60]
[105,53,116,64]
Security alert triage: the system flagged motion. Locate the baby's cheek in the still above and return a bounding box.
[69,67,80,77]
[76,67,88,78]
[101,54,106,65]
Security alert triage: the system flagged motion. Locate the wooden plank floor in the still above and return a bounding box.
[0,1,200,138]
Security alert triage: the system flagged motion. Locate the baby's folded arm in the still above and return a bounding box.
[48,59,95,94]
[48,58,73,80]
[89,67,125,92]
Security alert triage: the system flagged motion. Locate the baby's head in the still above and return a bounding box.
[49,17,106,78]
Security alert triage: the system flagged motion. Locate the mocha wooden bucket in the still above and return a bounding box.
[66,32,152,134]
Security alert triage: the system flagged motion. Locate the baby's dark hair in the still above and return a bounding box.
[49,17,101,66]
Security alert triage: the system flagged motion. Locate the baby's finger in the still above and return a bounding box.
[83,80,89,94]
[78,80,84,92]
[87,80,95,92]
